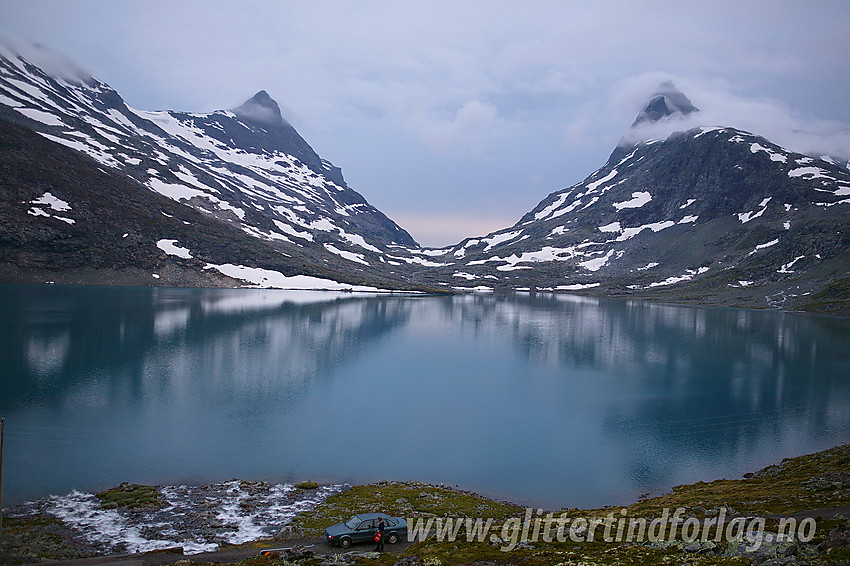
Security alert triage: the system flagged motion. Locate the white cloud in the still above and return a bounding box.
[0,33,92,85]
[567,73,850,161]
[683,86,850,160]
[409,99,516,156]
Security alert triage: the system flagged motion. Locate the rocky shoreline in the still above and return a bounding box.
[2,444,849,565]
[2,480,345,560]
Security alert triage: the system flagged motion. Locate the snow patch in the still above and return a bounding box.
[148,178,210,201]
[737,197,771,223]
[15,107,65,127]
[612,191,651,210]
[616,220,675,241]
[747,238,780,256]
[27,192,75,224]
[788,166,834,180]
[204,263,383,291]
[555,283,601,290]
[323,244,369,265]
[637,262,659,271]
[644,267,709,288]
[585,169,618,192]
[387,254,449,267]
[694,127,724,138]
[778,255,805,274]
[598,222,621,233]
[157,239,193,259]
[452,272,478,280]
[339,231,382,254]
[30,192,71,212]
[750,143,787,163]
[272,220,313,241]
[579,249,615,272]
[483,230,522,251]
[0,93,24,107]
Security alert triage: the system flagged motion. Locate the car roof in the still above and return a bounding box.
[353,512,391,520]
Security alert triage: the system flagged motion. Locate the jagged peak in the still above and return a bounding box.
[631,81,699,127]
[232,90,286,127]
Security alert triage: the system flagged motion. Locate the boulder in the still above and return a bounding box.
[817,522,850,551]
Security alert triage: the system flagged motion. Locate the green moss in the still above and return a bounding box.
[400,536,754,566]
[801,277,850,314]
[95,481,164,509]
[296,481,319,490]
[0,514,96,564]
[301,445,850,566]
[581,443,850,518]
[823,547,850,563]
[291,480,523,536]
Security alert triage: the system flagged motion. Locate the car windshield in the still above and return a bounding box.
[344,516,360,529]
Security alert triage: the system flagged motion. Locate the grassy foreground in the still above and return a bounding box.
[2,444,849,565]
[281,444,850,565]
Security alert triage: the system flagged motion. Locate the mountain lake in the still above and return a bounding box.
[2,284,849,511]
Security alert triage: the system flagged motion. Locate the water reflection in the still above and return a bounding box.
[1,285,848,508]
[1,286,413,412]
[440,294,849,496]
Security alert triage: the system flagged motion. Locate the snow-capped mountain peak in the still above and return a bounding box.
[2,41,849,311]
[408,94,850,311]
[1,43,423,290]
[232,89,286,127]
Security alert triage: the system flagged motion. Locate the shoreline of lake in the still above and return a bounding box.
[2,443,849,565]
[3,279,849,316]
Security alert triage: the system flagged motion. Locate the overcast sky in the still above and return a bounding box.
[2,0,849,246]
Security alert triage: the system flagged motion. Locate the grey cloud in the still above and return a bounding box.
[0,34,93,85]
[617,77,850,161]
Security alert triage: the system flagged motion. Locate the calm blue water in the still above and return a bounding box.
[1,284,849,509]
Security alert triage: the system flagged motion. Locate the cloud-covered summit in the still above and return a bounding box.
[0,35,94,86]
[631,81,698,127]
[232,89,287,127]
[610,76,850,166]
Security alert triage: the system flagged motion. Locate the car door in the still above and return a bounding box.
[354,518,375,542]
[383,517,397,539]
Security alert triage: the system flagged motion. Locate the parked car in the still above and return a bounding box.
[324,512,408,548]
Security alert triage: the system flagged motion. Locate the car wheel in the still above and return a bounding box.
[339,536,352,548]
[387,532,399,544]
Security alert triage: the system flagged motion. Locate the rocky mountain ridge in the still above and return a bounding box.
[1,42,849,312]
[410,84,850,311]
[0,40,435,291]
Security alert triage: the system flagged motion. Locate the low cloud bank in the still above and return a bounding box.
[613,75,850,163]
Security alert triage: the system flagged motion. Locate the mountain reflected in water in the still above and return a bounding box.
[1,285,848,508]
[1,286,413,412]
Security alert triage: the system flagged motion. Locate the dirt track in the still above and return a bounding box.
[31,534,412,566]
